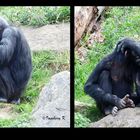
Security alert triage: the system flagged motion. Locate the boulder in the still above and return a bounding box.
[31,71,70,127]
[90,107,140,127]
[75,101,92,112]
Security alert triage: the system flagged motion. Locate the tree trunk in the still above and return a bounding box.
[74,6,108,47]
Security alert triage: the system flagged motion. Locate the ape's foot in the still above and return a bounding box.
[0,98,7,103]
[104,106,118,116]
[104,107,112,115]
[111,106,118,116]
[10,99,20,105]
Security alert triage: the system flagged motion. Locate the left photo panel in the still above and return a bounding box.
[0,6,70,127]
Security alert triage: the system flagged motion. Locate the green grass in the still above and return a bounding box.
[0,6,70,27]
[75,6,140,127]
[75,103,103,128]
[0,50,69,127]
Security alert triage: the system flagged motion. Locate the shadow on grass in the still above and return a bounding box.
[82,104,103,122]
[75,103,104,128]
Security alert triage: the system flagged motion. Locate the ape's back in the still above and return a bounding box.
[10,27,32,93]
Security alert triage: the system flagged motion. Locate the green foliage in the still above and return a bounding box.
[75,6,140,127]
[0,6,70,27]
[75,112,91,128]
[0,51,69,127]
[22,51,69,103]
[75,103,103,128]
[102,6,140,47]
[0,119,13,127]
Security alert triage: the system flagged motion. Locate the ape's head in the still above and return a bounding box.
[130,51,140,66]
[0,17,9,40]
[124,49,140,66]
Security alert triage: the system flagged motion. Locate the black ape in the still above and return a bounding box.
[116,38,140,96]
[0,17,32,104]
[84,38,140,115]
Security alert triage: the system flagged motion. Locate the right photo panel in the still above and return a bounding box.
[75,6,140,128]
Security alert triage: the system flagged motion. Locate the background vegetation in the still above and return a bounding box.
[75,6,140,127]
[0,6,70,27]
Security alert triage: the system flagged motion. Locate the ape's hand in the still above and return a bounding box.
[123,94,135,108]
[115,97,126,109]
[116,38,137,53]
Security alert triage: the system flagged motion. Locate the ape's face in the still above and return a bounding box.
[131,51,140,66]
[0,18,9,41]
[0,23,4,40]
[0,27,4,41]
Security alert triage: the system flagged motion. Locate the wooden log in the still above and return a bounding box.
[75,6,108,47]
[74,6,97,46]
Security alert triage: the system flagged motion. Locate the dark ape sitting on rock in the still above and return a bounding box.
[0,17,32,104]
[84,38,140,116]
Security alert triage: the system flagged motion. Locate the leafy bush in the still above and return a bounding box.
[102,6,140,47]
[75,112,91,128]
[0,6,70,27]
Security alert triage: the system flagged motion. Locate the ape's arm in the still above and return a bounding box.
[84,52,123,107]
[0,27,17,65]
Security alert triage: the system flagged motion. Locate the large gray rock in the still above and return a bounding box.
[31,71,70,127]
[90,107,140,127]
[75,101,92,112]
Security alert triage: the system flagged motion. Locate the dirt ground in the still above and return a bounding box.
[20,23,70,52]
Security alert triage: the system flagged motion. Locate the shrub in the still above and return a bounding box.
[0,6,70,27]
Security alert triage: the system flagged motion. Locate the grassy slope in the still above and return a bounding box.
[75,7,140,127]
[0,51,69,127]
